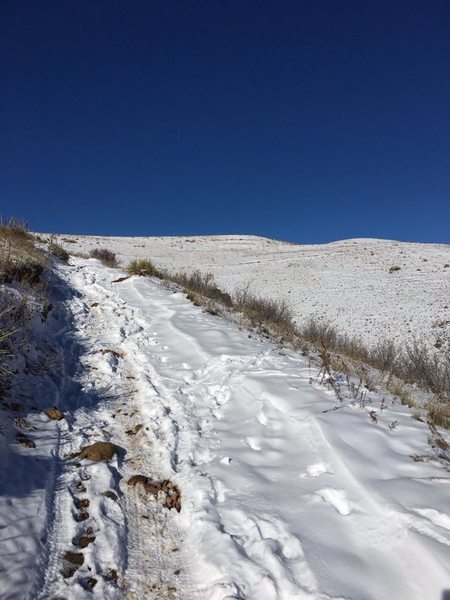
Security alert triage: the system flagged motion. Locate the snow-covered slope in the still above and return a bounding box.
[1,257,449,599]
[51,234,450,348]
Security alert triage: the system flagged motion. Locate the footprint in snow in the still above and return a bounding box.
[413,508,450,531]
[245,437,261,451]
[300,462,333,478]
[315,488,353,516]
[256,410,268,426]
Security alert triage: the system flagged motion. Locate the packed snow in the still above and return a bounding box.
[51,234,450,349]
[1,252,449,599]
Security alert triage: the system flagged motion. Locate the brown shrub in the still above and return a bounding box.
[126,258,156,276]
[90,247,118,267]
[48,239,69,263]
[168,270,233,307]
[234,285,294,332]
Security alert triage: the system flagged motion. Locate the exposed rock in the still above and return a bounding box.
[76,441,121,462]
[64,551,84,566]
[127,474,181,512]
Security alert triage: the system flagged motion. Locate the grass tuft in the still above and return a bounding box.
[90,248,118,267]
[48,238,69,263]
[126,258,156,276]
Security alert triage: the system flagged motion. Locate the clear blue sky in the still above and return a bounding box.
[2,1,449,243]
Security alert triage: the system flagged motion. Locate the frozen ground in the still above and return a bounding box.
[1,255,449,599]
[52,234,450,349]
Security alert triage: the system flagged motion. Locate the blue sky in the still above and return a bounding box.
[1,1,449,243]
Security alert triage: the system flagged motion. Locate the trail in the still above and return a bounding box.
[2,257,449,599]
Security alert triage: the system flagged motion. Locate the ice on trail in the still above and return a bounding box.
[0,256,449,599]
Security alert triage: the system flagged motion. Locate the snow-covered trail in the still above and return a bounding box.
[4,257,449,599]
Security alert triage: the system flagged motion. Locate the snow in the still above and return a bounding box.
[51,234,450,349]
[1,251,449,599]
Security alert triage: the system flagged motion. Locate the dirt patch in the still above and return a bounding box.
[103,568,119,584]
[45,407,64,421]
[74,498,90,509]
[75,441,122,462]
[16,434,35,448]
[84,576,97,589]
[62,565,78,579]
[102,490,118,501]
[125,423,143,436]
[127,475,181,512]
[62,551,84,578]
[74,535,96,548]
[75,509,89,522]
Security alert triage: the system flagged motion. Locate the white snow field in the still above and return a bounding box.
[1,255,449,599]
[52,234,450,349]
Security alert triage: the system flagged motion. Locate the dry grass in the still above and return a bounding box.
[427,401,450,429]
[167,270,233,307]
[234,285,294,334]
[0,218,46,276]
[126,258,156,276]
[48,238,69,263]
[300,317,450,425]
[90,248,118,267]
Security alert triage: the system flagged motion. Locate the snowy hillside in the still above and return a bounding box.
[1,231,450,599]
[51,234,450,349]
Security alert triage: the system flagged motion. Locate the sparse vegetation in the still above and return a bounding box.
[389,265,401,274]
[299,316,450,425]
[0,217,46,278]
[234,285,294,333]
[48,238,69,263]
[167,270,233,307]
[126,258,156,276]
[90,248,118,267]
